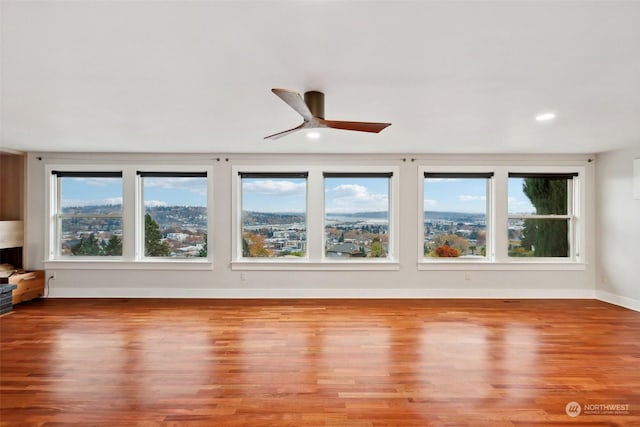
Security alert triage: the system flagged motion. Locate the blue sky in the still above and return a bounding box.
[425,177,535,214]
[242,178,307,212]
[60,177,207,207]
[241,177,390,213]
[60,176,536,214]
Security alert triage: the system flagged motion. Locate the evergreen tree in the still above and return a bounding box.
[521,178,569,257]
[242,236,250,257]
[145,213,171,257]
[71,233,102,256]
[103,235,122,256]
[198,233,207,257]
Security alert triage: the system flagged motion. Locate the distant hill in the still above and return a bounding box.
[326,211,388,219]
[61,205,485,228]
[424,211,485,222]
[242,211,305,226]
[61,204,208,231]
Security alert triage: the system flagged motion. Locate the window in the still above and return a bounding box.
[423,172,492,260]
[138,171,208,258]
[48,164,213,266]
[324,173,392,259]
[53,171,123,257]
[508,173,578,258]
[239,172,307,258]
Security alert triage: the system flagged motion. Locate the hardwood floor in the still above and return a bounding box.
[1,299,639,426]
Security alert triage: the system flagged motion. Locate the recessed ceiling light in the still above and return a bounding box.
[306,131,320,139]
[535,112,556,122]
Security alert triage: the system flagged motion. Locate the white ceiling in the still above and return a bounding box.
[1,1,639,155]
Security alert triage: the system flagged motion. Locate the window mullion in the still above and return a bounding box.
[121,168,136,260]
[306,170,323,262]
[493,169,510,262]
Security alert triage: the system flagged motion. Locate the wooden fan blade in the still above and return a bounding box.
[322,119,391,134]
[271,88,313,121]
[264,122,306,140]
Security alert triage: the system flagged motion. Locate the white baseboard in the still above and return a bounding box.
[596,290,640,312]
[46,287,598,300]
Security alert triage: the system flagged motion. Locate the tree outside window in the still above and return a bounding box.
[139,172,208,258]
[508,173,577,258]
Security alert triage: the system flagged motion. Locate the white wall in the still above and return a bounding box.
[25,152,597,299]
[595,144,640,311]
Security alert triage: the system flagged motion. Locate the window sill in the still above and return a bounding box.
[44,259,214,271]
[230,260,400,271]
[417,260,586,271]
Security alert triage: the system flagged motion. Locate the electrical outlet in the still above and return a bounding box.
[49,272,56,279]
[240,273,247,282]
[464,272,471,281]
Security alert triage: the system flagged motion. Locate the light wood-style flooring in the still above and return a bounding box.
[1,299,639,426]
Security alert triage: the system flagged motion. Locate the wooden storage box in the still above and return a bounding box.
[6,271,44,304]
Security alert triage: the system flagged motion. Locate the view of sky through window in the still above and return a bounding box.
[324,177,388,214]
[423,177,489,258]
[241,178,306,212]
[60,177,208,208]
[143,177,207,207]
[60,177,123,208]
[508,177,537,215]
[324,177,390,259]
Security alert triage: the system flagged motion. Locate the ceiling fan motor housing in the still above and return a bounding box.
[304,91,325,119]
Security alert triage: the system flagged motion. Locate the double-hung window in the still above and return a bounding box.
[508,172,579,259]
[52,171,124,257]
[238,172,308,259]
[324,172,392,259]
[48,165,213,266]
[422,172,493,260]
[138,171,209,258]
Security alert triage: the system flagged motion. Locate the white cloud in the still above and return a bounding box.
[424,199,438,208]
[144,200,168,207]
[458,195,486,202]
[73,178,119,187]
[143,177,207,196]
[62,197,123,207]
[327,184,388,213]
[243,180,306,196]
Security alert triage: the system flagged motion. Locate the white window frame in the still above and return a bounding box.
[48,168,125,260]
[506,169,581,262]
[418,166,494,265]
[136,166,214,263]
[231,165,400,270]
[233,168,310,263]
[322,169,397,263]
[417,164,586,270]
[44,163,214,271]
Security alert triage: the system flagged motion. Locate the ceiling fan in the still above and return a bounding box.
[265,88,391,140]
